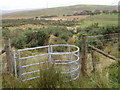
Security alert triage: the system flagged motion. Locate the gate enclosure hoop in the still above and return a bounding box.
[14,44,80,82]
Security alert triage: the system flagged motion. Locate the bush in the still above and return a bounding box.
[54,31,61,37]
[60,34,69,41]
[60,31,73,42]
[11,35,26,49]
[2,28,11,38]
[54,46,67,52]
[11,30,49,49]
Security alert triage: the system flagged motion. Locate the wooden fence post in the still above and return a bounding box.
[4,38,13,74]
[91,50,96,72]
[81,34,88,76]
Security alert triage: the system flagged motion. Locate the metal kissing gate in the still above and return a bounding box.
[14,44,80,82]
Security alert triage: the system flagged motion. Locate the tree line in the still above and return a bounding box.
[64,10,119,16]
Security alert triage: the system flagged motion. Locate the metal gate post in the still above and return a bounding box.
[48,45,53,67]
[68,45,71,60]
[77,51,80,77]
[18,51,22,81]
[13,50,17,78]
[70,52,73,78]
[67,45,73,78]
[50,45,53,63]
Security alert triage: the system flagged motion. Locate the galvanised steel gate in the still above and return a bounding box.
[13,44,80,82]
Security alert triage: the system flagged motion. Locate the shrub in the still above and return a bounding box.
[54,46,67,52]
[78,31,87,40]
[11,30,49,49]
[60,34,69,41]
[2,28,11,38]
[54,31,61,37]
[11,35,26,49]
[37,31,49,46]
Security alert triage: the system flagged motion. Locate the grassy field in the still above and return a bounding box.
[77,14,118,28]
[2,8,119,88]
[2,61,119,88]
[2,5,117,18]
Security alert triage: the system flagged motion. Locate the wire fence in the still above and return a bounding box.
[86,33,120,72]
[1,33,120,82]
[88,33,119,57]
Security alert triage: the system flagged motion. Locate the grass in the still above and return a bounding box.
[2,42,119,88]
[2,45,79,84]
[77,14,118,28]
[2,8,119,88]
[2,61,119,88]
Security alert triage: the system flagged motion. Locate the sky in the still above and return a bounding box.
[1,0,120,10]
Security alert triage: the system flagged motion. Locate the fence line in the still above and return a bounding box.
[1,33,119,81]
[85,33,119,72]
[87,33,120,38]
[88,44,119,61]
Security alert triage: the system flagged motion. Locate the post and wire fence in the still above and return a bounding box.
[85,33,120,73]
[1,33,120,82]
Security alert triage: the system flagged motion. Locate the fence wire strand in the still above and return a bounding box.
[86,33,119,72]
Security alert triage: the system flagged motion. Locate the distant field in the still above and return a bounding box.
[44,15,89,21]
[2,17,33,20]
[2,15,89,21]
[2,5,117,18]
[77,14,118,28]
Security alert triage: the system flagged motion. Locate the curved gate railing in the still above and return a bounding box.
[14,44,80,82]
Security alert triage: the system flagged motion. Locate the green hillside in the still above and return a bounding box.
[3,4,117,18]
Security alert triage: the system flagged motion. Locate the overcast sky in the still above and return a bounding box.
[1,0,120,10]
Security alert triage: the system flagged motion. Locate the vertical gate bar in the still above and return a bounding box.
[68,45,71,60]
[18,51,22,81]
[68,45,71,71]
[77,51,80,77]
[50,45,53,65]
[50,45,53,61]
[48,45,50,63]
[13,50,17,78]
[70,52,73,79]
[69,45,72,78]
[48,45,52,67]
[77,51,80,65]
